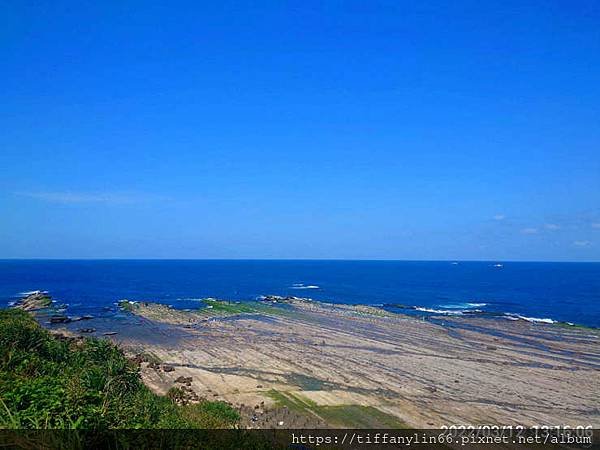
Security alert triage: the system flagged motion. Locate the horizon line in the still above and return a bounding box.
[0,257,599,264]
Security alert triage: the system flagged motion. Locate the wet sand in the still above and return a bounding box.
[55,299,600,428]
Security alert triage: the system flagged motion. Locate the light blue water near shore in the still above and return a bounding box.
[1,260,599,327]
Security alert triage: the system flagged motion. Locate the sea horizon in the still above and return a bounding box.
[2,257,600,263]
[2,259,599,328]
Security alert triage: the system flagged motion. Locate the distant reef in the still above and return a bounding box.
[13,291,52,311]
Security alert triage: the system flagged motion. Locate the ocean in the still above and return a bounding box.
[1,259,599,328]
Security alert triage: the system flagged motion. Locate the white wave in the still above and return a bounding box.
[258,295,283,300]
[119,300,138,305]
[504,313,556,324]
[290,284,320,289]
[415,307,464,315]
[19,290,48,296]
[438,302,487,309]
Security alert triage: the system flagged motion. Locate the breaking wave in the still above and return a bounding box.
[438,302,487,309]
[503,313,557,324]
[415,307,466,315]
[290,283,320,289]
[18,290,48,296]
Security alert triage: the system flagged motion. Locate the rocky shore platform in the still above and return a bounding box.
[25,295,600,429]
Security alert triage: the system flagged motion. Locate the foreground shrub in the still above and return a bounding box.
[0,309,239,429]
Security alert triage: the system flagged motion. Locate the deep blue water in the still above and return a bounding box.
[1,260,599,327]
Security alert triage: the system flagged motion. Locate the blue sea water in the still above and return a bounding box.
[1,259,599,327]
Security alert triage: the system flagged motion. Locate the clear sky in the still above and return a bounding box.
[1,1,599,261]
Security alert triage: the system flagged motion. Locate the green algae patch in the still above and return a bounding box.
[266,390,406,428]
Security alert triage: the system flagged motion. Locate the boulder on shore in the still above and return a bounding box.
[78,328,96,333]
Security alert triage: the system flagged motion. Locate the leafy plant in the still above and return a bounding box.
[0,309,239,430]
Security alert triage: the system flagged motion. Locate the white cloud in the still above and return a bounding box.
[17,191,168,205]
[521,227,538,235]
[544,223,560,230]
[493,214,505,221]
[573,240,592,247]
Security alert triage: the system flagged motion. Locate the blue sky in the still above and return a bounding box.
[1,1,599,260]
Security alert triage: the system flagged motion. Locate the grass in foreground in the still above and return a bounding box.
[0,309,240,429]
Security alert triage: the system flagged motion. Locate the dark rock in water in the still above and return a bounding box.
[102,331,118,336]
[71,315,94,322]
[49,315,70,324]
[260,295,296,303]
[382,303,416,310]
[78,328,96,333]
[162,365,175,372]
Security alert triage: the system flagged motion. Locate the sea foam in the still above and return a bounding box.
[504,313,557,324]
[415,307,465,315]
[290,283,320,289]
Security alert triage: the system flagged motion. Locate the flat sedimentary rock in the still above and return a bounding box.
[114,299,600,428]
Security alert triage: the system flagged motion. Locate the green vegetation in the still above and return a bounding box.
[0,309,239,429]
[316,405,407,428]
[201,299,290,317]
[266,389,317,411]
[555,321,599,332]
[14,292,52,311]
[267,390,407,428]
[117,300,138,312]
[118,299,289,320]
[202,299,258,314]
[136,350,162,365]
